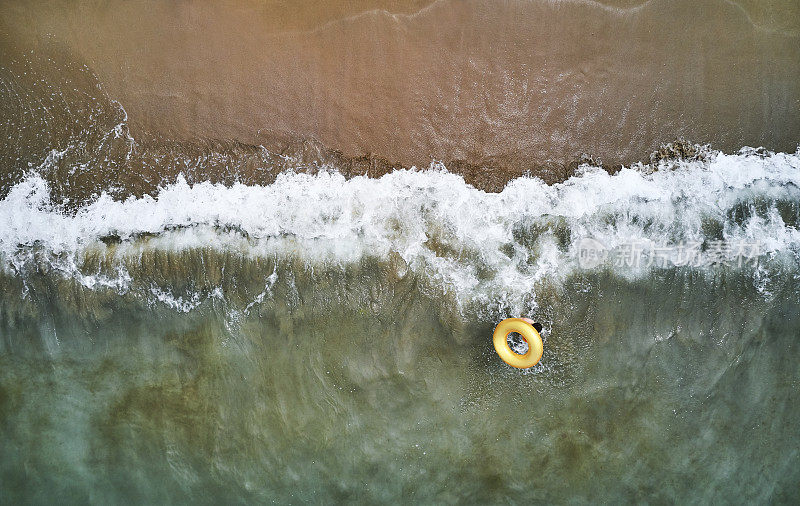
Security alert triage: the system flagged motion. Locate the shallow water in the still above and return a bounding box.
[2,250,799,503]
[1,149,800,503]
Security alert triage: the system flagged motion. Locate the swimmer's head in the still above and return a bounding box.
[520,318,543,333]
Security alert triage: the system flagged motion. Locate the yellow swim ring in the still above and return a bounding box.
[492,318,543,368]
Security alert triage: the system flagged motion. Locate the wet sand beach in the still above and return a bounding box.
[2,0,799,191]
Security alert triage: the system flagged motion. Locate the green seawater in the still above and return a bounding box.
[1,251,798,504]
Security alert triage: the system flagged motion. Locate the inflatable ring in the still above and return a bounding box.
[492,318,543,368]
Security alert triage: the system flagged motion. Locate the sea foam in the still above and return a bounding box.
[1,148,799,312]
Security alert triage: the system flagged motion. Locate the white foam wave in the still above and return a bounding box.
[1,148,799,312]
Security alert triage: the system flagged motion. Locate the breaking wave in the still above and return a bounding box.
[2,148,799,316]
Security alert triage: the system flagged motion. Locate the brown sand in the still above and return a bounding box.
[2,0,799,189]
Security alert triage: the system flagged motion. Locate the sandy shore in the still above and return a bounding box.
[2,0,799,187]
